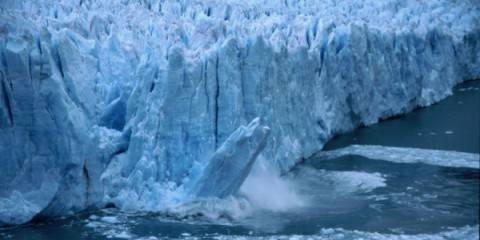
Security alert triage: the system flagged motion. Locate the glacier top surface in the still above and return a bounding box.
[2,0,479,60]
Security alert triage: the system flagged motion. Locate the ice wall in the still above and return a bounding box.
[0,0,479,225]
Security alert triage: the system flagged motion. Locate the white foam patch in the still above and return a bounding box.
[315,145,480,169]
[186,225,479,240]
[100,216,120,224]
[84,213,135,239]
[240,168,305,212]
[136,237,159,240]
[136,237,158,240]
[164,196,253,223]
[326,171,386,193]
[290,166,387,195]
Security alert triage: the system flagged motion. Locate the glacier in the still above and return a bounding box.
[0,0,479,226]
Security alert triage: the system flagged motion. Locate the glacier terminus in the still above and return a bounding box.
[0,0,479,227]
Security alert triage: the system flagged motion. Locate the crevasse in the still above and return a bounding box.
[0,0,479,225]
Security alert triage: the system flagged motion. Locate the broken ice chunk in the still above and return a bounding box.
[192,118,270,198]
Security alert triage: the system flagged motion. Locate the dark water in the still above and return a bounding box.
[323,80,480,153]
[1,81,479,239]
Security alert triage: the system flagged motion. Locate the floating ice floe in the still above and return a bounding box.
[314,145,480,169]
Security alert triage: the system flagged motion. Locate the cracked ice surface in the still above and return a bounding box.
[0,0,479,225]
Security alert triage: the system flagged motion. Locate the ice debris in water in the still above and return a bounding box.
[325,171,387,193]
[85,213,135,239]
[287,166,388,200]
[315,145,480,169]
[0,0,479,225]
[163,196,253,223]
[100,216,120,224]
[172,225,479,240]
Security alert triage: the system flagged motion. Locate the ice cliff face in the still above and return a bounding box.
[0,0,479,225]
